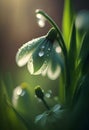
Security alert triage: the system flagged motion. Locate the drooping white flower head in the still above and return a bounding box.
[16,28,64,80]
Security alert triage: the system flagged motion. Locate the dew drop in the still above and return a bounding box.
[36,13,46,28]
[41,45,45,49]
[36,14,42,19]
[45,90,52,98]
[38,51,44,57]
[45,93,51,98]
[38,20,45,28]
[48,48,51,51]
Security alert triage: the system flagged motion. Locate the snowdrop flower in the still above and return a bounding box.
[16,28,63,80]
[41,46,63,80]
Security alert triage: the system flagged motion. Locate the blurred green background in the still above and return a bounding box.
[0,0,89,129]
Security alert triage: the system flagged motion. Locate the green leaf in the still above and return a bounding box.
[79,31,89,74]
[4,72,14,101]
[79,31,89,61]
[68,22,77,75]
[73,73,89,107]
[6,100,31,129]
[62,0,74,48]
[65,22,77,104]
[59,72,65,104]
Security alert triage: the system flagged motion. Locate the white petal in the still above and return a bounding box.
[27,56,48,75]
[47,64,61,80]
[16,53,32,67]
[41,66,48,76]
[16,36,45,67]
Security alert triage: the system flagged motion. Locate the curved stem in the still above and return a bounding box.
[36,9,70,104]
[36,9,67,54]
[42,98,50,110]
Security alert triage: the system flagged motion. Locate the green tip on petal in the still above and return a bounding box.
[46,28,57,42]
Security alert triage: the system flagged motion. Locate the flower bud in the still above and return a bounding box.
[35,86,44,99]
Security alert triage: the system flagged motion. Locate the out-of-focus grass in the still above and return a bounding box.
[0,74,27,129]
[0,67,59,130]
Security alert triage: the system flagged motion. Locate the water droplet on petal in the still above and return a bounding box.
[41,45,45,49]
[38,51,44,57]
[48,48,51,51]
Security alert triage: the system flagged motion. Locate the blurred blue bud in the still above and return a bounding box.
[35,104,65,126]
[75,10,89,32]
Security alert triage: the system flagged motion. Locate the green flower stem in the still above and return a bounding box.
[35,9,66,53]
[42,98,50,110]
[36,9,70,104]
[35,86,50,110]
